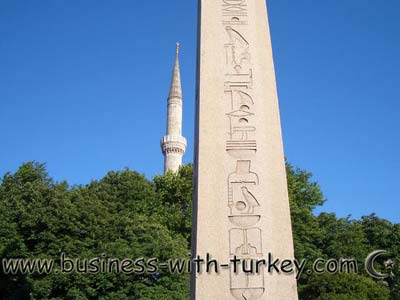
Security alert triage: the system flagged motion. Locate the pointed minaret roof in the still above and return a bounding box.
[168,42,182,100]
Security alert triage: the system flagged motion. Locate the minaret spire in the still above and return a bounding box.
[161,43,187,173]
[168,42,183,100]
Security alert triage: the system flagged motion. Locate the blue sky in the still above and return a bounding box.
[0,0,399,223]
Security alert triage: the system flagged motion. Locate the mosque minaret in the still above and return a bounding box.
[161,43,187,173]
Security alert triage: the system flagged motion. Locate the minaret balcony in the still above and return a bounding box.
[161,135,187,154]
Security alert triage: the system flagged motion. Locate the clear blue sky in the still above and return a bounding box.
[0,1,399,223]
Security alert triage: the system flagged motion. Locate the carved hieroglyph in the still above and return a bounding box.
[192,0,298,299]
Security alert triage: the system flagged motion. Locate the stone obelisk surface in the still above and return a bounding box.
[192,0,298,299]
[161,43,187,174]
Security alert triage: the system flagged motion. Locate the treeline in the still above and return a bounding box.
[0,162,398,299]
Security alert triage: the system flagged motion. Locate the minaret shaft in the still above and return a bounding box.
[167,100,182,136]
[161,43,187,174]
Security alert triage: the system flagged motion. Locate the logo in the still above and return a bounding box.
[365,250,395,279]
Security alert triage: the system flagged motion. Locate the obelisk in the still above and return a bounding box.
[191,0,298,299]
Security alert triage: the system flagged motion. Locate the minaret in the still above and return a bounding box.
[161,43,187,174]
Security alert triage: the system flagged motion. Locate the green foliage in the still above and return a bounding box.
[153,164,193,242]
[301,273,390,300]
[0,161,398,299]
[286,163,325,261]
[0,163,189,300]
[286,162,396,300]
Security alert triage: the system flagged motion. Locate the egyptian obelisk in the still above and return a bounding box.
[191,0,298,299]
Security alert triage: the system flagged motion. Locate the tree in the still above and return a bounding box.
[153,164,193,242]
[301,272,390,300]
[285,162,393,299]
[0,163,190,300]
[0,162,398,300]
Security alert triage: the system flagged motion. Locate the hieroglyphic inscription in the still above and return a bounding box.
[222,0,248,17]
[222,1,265,299]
